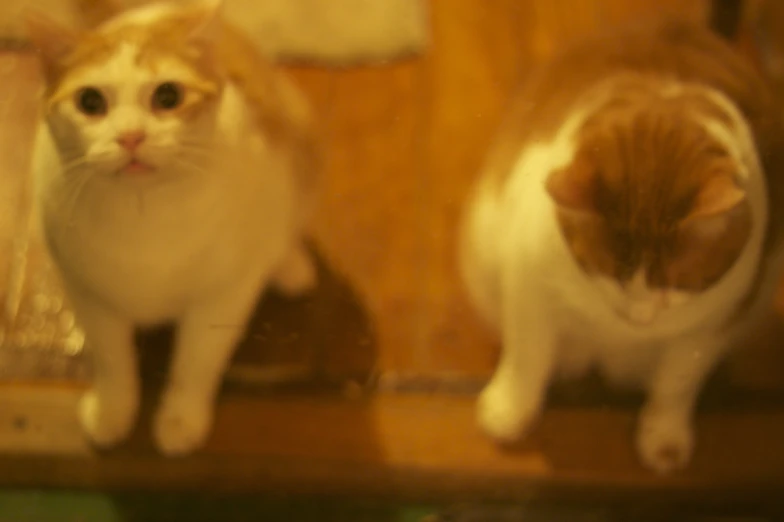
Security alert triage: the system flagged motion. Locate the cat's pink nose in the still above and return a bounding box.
[117,131,146,152]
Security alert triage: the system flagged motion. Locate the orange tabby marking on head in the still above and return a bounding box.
[29,1,320,218]
[485,21,782,235]
[548,85,752,291]
[482,20,784,299]
[44,9,221,108]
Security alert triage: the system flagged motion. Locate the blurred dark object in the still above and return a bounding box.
[748,1,784,81]
[136,241,378,395]
[710,0,743,40]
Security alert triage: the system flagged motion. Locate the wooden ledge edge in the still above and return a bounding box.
[0,384,782,505]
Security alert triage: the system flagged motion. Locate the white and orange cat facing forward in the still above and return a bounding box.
[461,22,784,473]
[26,0,319,455]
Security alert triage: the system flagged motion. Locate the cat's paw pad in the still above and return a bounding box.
[477,381,540,444]
[78,390,135,448]
[153,398,212,457]
[273,248,317,296]
[636,410,694,474]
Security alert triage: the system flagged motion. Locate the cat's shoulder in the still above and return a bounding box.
[482,19,777,191]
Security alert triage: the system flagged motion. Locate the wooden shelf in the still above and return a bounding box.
[1,384,783,508]
[2,0,784,512]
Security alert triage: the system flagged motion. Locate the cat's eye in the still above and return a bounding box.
[152,82,183,111]
[75,87,107,117]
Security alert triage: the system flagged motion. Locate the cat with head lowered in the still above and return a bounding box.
[460,21,784,473]
[26,0,320,455]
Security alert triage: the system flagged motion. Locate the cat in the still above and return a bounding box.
[460,20,784,474]
[25,0,320,455]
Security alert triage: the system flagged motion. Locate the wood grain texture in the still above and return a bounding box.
[4,0,781,388]
[309,61,428,375]
[417,0,529,377]
[1,384,784,506]
[3,0,784,502]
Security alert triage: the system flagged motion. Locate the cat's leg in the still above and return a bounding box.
[637,335,727,473]
[271,241,316,296]
[459,180,502,329]
[478,255,558,443]
[71,293,139,448]
[153,276,265,456]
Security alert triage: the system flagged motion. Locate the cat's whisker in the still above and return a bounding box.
[172,156,212,176]
[176,144,213,158]
[59,170,93,226]
[177,152,213,163]
[57,154,114,220]
[57,144,92,161]
[61,157,91,172]
[177,138,210,148]
[178,137,210,147]
[178,150,212,159]
[60,151,113,173]
[32,0,318,458]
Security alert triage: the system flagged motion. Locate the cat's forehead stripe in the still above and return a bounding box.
[48,35,218,108]
[46,7,221,103]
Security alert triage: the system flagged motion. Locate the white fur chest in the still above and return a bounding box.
[501,137,765,340]
[491,93,767,379]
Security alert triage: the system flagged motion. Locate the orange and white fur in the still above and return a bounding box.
[26,0,319,455]
[461,22,784,473]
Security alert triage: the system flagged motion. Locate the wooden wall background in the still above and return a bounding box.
[5,0,784,391]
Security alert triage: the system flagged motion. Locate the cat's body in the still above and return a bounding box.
[461,22,784,473]
[27,0,319,455]
[38,79,297,324]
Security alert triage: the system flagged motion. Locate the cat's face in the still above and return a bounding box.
[547,101,752,326]
[27,2,223,182]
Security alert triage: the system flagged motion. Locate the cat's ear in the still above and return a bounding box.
[681,174,748,242]
[24,11,80,67]
[546,154,600,215]
[686,174,747,221]
[187,0,223,45]
[77,0,121,28]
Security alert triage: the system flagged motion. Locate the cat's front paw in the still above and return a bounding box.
[636,408,694,474]
[477,380,541,444]
[153,394,213,456]
[78,390,136,448]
